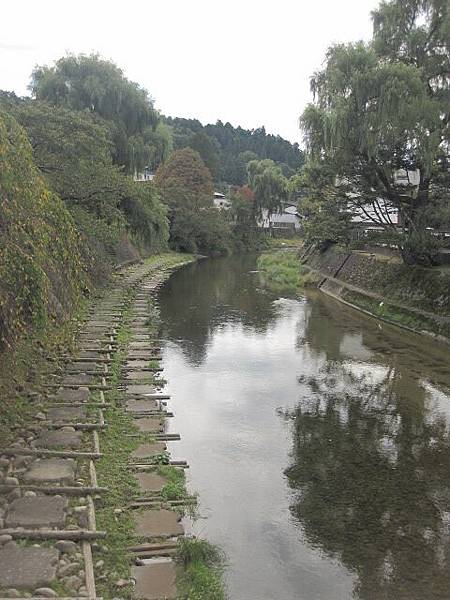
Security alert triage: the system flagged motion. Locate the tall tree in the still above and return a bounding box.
[300,0,449,265]
[186,132,220,180]
[7,99,168,254]
[247,159,288,218]
[154,148,213,211]
[154,148,230,254]
[30,54,160,173]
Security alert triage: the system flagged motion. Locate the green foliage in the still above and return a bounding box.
[177,538,227,600]
[157,465,187,500]
[30,53,160,173]
[167,117,305,185]
[5,99,169,261]
[155,148,231,254]
[0,109,86,349]
[257,251,305,293]
[300,0,450,265]
[229,186,267,252]
[170,207,231,255]
[155,148,214,210]
[186,132,220,180]
[118,181,169,250]
[247,159,289,217]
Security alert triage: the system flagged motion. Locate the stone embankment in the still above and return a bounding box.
[0,256,194,600]
[302,246,450,342]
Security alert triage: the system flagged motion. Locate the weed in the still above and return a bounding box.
[177,538,227,600]
[257,251,305,293]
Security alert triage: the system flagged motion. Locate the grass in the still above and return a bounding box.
[157,464,187,500]
[177,538,227,600]
[257,250,305,293]
[267,236,305,249]
[0,294,90,445]
[95,293,140,600]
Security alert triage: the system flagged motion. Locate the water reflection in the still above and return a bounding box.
[159,256,279,365]
[286,297,450,599]
[158,255,450,599]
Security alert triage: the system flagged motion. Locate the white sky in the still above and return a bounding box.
[0,0,380,145]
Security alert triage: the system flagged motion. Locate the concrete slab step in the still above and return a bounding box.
[133,509,183,538]
[131,562,177,600]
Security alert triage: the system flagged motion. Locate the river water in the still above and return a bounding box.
[157,255,450,600]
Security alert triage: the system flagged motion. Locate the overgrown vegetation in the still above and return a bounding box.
[342,288,450,339]
[177,537,227,600]
[257,251,307,293]
[0,108,87,350]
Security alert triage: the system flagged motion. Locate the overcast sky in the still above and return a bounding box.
[1,0,380,145]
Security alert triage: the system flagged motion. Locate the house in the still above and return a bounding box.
[342,169,420,230]
[259,203,301,233]
[213,192,231,210]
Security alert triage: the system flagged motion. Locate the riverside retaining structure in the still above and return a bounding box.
[303,247,450,343]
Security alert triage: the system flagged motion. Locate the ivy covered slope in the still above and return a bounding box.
[0,109,87,350]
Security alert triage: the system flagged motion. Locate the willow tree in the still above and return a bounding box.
[300,0,449,265]
[30,54,160,173]
[247,159,288,220]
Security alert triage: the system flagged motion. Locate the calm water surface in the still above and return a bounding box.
[157,255,450,600]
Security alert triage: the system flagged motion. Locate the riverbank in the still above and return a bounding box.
[0,252,227,600]
[256,245,450,344]
[303,246,450,343]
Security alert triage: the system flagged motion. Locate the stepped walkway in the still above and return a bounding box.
[0,259,190,600]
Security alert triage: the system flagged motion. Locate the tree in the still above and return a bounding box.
[229,185,262,250]
[154,148,229,254]
[300,0,449,265]
[30,53,160,173]
[154,148,214,211]
[8,99,168,254]
[166,116,305,185]
[186,132,220,180]
[247,159,288,218]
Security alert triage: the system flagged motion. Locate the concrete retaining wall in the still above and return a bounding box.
[305,247,450,341]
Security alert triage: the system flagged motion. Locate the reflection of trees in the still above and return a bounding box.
[158,256,279,366]
[286,353,450,598]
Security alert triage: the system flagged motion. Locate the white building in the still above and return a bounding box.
[259,204,301,232]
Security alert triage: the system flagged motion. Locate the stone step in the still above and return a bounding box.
[132,509,184,539]
[131,562,177,599]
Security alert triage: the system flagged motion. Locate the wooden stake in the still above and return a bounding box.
[0,484,107,495]
[0,528,106,540]
[82,540,97,600]
[0,448,102,459]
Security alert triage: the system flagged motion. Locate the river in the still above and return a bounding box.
[157,255,450,600]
